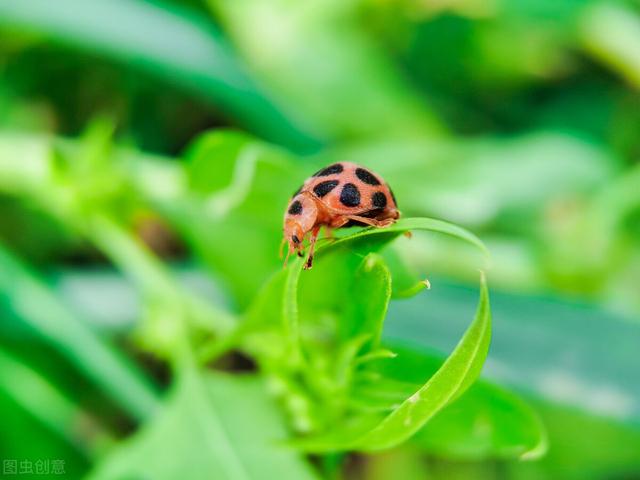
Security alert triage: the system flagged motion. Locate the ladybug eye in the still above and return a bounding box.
[292,235,300,244]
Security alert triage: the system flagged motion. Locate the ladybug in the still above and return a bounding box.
[282,162,400,269]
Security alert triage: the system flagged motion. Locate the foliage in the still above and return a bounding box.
[0,0,639,479]
[0,127,547,477]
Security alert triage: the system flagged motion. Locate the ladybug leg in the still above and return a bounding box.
[378,218,396,227]
[324,226,334,239]
[330,216,350,229]
[279,237,287,259]
[283,242,304,267]
[345,215,396,228]
[303,225,321,270]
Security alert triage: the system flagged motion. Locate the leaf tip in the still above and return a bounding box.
[478,269,488,287]
[519,439,549,461]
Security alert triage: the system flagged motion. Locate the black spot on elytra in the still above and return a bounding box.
[292,235,300,244]
[313,163,343,177]
[340,183,361,207]
[355,168,380,185]
[372,191,387,209]
[288,200,303,215]
[313,180,339,197]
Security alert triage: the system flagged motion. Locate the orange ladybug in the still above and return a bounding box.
[282,162,400,269]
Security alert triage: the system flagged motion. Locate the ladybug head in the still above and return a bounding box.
[282,219,307,266]
[282,194,318,267]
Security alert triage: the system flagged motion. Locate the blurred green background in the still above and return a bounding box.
[0,0,640,478]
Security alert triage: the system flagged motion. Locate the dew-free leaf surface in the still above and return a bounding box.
[89,369,318,480]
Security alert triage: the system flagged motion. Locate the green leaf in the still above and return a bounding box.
[346,254,392,349]
[291,272,491,452]
[207,0,445,140]
[351,272,491,451]
[0,0,320,151]
[412,379,547,460]
[0,243,159,422]
[511,401,640,479]
[0,348,114,458]
[235,215,489,451]
[297,251,391,354]
[245,254,305,365]
[202,216,486,362]
[209,256,304,366]
[174,131,311,307]
[381,245,430,299]
[89,368,318,480]
[384,276,640,426]
[580,2,640,89]
[315,217,488,261]
[213,250,395,433]
[354,345,547,460]
[220,215,486,440]
[186,130,257,196]
[0,389,91,478]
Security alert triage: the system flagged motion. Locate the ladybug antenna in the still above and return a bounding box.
[279,237,287,259]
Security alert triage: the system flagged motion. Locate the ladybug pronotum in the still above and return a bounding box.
[282,162,400,269]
